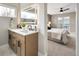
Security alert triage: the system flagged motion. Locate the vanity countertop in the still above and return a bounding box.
[8,28,38,36]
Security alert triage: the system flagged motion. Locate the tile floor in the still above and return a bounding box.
[0,44,16,56]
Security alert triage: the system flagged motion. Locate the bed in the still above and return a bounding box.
[48,28,70,44]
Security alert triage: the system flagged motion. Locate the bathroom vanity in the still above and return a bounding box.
[8,29,38,56]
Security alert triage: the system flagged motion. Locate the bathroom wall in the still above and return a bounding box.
[0,17,16,45]
[51,12,76,32]
[77,3,79,56]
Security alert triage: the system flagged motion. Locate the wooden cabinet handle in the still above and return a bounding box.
[17,40,21,56]
[18,41,21,47]
[9,34,11,39]
[13,43,15,47]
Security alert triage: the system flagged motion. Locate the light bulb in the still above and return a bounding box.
[60,12,63,14]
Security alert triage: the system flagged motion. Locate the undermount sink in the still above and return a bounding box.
[20,30,28,33]
[12,29,28,33]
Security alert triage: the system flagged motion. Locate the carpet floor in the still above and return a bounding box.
[48,40,76,56]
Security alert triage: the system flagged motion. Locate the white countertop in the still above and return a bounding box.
[8,28,38,36]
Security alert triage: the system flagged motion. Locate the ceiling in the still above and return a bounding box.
[1,3,33,8]
[47,3,76,15]
[1,3,76,15]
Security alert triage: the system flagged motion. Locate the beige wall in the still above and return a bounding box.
[51,12,76,32]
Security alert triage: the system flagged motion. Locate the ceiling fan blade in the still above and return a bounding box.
[64,8,69,11]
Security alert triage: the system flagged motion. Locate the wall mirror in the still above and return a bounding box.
[20,4,38,31]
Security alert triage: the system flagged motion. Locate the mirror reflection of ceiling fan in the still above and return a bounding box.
[59,7,70,13]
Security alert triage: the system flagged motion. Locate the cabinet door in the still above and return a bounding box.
[8,31,13,49]
[20,38,25,56]
[12,37,17,53]
[10,32,17,53]
[16,39,21,56]
[8,32,12,48]
[26,33,38,56]
[16,34,25,56]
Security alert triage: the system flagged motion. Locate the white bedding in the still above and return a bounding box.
[48,28,70,44]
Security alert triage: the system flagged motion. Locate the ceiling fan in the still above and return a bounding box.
[60,8,70,13]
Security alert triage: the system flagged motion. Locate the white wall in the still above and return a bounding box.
[51,12,76,32]
[0,17,16,45]
[38,4,48,56]
[77,3,79,56]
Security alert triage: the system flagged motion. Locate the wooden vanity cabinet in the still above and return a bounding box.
[8,30,38,56]
[8,31,25,56]
[25,33,38,56]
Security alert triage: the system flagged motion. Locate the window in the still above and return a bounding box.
[0,5,15,17]
[58,17,70,29]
